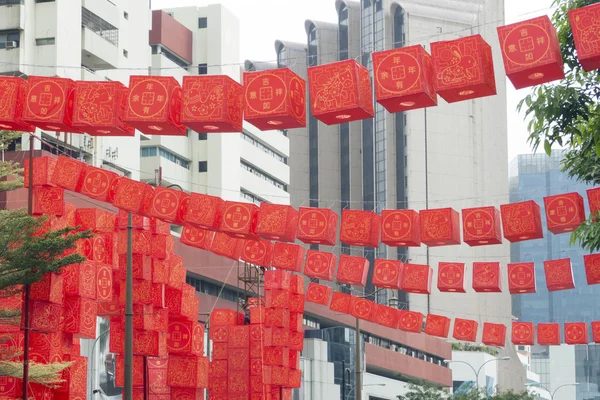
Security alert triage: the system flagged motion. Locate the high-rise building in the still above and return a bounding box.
[510,151,600,400]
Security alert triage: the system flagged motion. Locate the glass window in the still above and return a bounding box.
[35,37,55,46]
[198,133,207,140]
[0,0,23,5]
[394,6,406,48]
[308,24,317,67]
[339,4,349,61]
[277,44,287,68]
[35,0,54,2]
[240,161,287,191]
[0,30,20,49]
[198,161,207,173]
[198,17,207,29]
[198,64,208,75]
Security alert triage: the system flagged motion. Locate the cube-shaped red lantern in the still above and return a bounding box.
[462,206,502,246]
[228,325,250,349]
[437,262,465,293]
[308,59,374,125]
[151,259,169,285]
[565,322,588,345]
[151,234,175,260]
[265,289,290,309]
[96,264,113,301]
[148,187,188,224]
[512,322,535,346]
[211,360,228,378]
[398,310,424,333]
[185,192,224,230]
[420,208,460,247]
[72,80,134,136]
[165,284,196,319]
[50,156,86,192]
[265,308,290,329]
[297,207,338,246]
[265,346,289,367]
[303,250,336,281]
[508,262,536,294]
[79,165,120,202]
[592,321,600,344]
[372,259,403,290]
[62,261,97,299]
[569,3,600,71]
[349,296,376,322]
[133,330,167,357]
[544,192,586,234]
[453,318,478,342]
[537,323,561,346]
[63,296,97,339]
[500,201,544,242]
[584,253,600,285]
[124,76,185,135]
[337,254,369,287]
[181,226,215,251]
[381,209,421,247]
[373,304,400,329]
[0,77,35,132]
[116,211,149,231]
[23,156,56,188]
[117,279,152,307]
[212,343,228,360]
[482,323,506,347]
[211,309,241,327]
[118,254,151,281]
[113,178,154,214]
[430,34,496,102]
[264,270,292,290]
[115,355,144,387]
[250,307,266,325]
[264,366,289,387]
[167,319,204,355]
[32,186,64,216]
[401,263,432,294]
[30,273,63,304]
[167,355,209,388]
[0,374,22,398]
[290,274,304,294]
[228,348,250,371]
[181,75,243,133]
[340,210,381,248]
[498,16,564,89]
[29,331,63,363]
[424,314,451,338]
[472,262,502,293]
[220,201,259,240]
[289,311,303,331]
[329,292,351,313]
[306,283,332,306]
[23,301,61,333]
[372,45,437,112]
[229,371,250,394]
[241,239,274,268]
[544,258,575,292]
[272,243,305,272]
[256,203,298,242]
[23,76,81,132]
[210,232,243,261]
[243,68,306,130]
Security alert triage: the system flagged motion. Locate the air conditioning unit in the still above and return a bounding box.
[5,41,18,49]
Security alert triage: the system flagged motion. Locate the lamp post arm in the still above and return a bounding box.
[552,383,578,399]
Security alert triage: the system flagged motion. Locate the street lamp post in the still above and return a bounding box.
[526,382,579,399]
[346,384,386,400]
[444,356,510,397]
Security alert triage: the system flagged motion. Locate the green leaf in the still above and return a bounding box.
[544,139,552,156]
[595,140,600,158]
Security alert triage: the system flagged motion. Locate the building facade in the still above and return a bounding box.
[510,151,600,400]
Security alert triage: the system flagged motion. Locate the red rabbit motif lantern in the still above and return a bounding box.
[241,239,274,268]
[181,75,244,133]
[508,262,536,294]
[0,77,35,132]
[308,59,374,125]
[220,201,259,240]
[337,254,370,287]
[472,262,502,293]
[63,296,98,339]
[243,68,306,130]
[180,226,215,251]
[303,250,336,281]
[401,263,432,294]
[584,253,600,285]
[544,258,575,292]
[79,165,120,202]
[543,192,586,234]
[500,200,544,242]
[210,232,243,261]
[372,259,403,290]
[340,210,381,248]
[329,292,351,314]
[592,321,600,344]
[453,318,478,342]
[72,80,134,136]
[297,207,338,246]
[437,262,466,293]
[306,283,332,306]
[420,208,461,247]
[537,323,561,346]
[372,45,437,112]
[51,155,86,192]
[373,304,400,329]
[124,75,185,135]
[430,34,496,103]
[398,310,424,333]
[271,242,305,272]
[565,322,589,345]
[512,322,535,346]
[23,156,56,188]
[381,209,421,247]
[497,16,565,89]
[569,2,600,71]
[256,203,298,242]
[462,206,502,246]
[23,76,81,132]
[32,186,64,216]
[424,314,451,338]
[185,192,224,231]
[349,297,376,322]
[482,323,506,347]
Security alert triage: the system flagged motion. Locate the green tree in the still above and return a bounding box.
[398,382,534,399]
[518,0,600,252]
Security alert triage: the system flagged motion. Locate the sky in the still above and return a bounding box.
[152,0,555,162]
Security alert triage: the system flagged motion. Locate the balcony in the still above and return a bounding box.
[0,45,20,75]
[0,1,23,31]
[81,7,119,69]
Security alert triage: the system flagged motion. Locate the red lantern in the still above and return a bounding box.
[265,346,289,367]
[256,203,298,242]
[329,292,351,314]
[565,322,588,345]
[72,81,134,136]
[23,156,56,188]
[420,208,461,247]
[373,304,400,329]
[271,243,305,272]
[303,250,336,281]
[133,330,167,357]
[166,284,196,319]
[180,226,215,251]
[63,296,98,339]
[210,232,244,261]
[306,283,332,306]
[500,200,544,242]
[569,3,600,71]
[124,76,185,135]
[349,297,376,322]
[32,186,64,216]
[398,310,424,333]
[113,177,154,214]
[512,322,535,346]
[290,295,305,314]
[297,207,338,246]
[462,206,502,246]
[116,230,151,256]
[592,321,600,344]
[115,355,144,387]
[265,289,291,309]
[588,187,600,218]
[62,261,97,299]
[537,323,561,346]
[228,325,250,349]
[117,211,149,231]
[51,155,88,191]
[22,76,81,132]
[290,275,304,294]
[544,258,575,292]
[543,192,586,234]
[336,254,369,287]
[166,318,204,355]
[381,209,421,247]
[29,331,63,363]
[96,265,113,302]
[185,192,224,230]
[264,365,289,387]
[401,263,432,294]
[508,262,536,294]
[147,187,188,224]
[23,301,61,333]
[372,45,437,112]
[170,388,202,400]
[482,323,506,347]
[340,210,381,248]
[77,164,120,203]
[430,34,496,103]
[308,59,374,125]
[424,314,451,338]
[211,309,242,327]
[453,318,478,342]
[181,75,243,133]
[241,240,275,268]
[118,280,153,306]
[372,259,403,290]
[437,262,466,293]
[167,355,209,388]
[118,254,151,282]
[584,253,600,285]
[30,273,63,304]
[472,262,502,293]
[220,201,259,240]
[151,234,175,260]
[265,308,290,329]
[0,77,35,131]
[264,270,292,290]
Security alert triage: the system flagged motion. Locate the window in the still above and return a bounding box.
[394,6,406,48]
[307,24,317,67]
[151,45,159,55]
[338,3,349,60]
[82,7,119,46]
[140,147,157,157]
[198,133,207,140]
[0,30,19,49]
[140,147,190,170]
[240,189,265,205]
[36,37,55,46]
[240,161,287,191]
[198,17,207,29]
[35,0,54,2]
[0,0,23,5]
[123,11,129,20]
[198,64,207,75]
[122,49,128,58]
[276,44,287,68]
[198,161,207,173]
[241,132,286,163]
